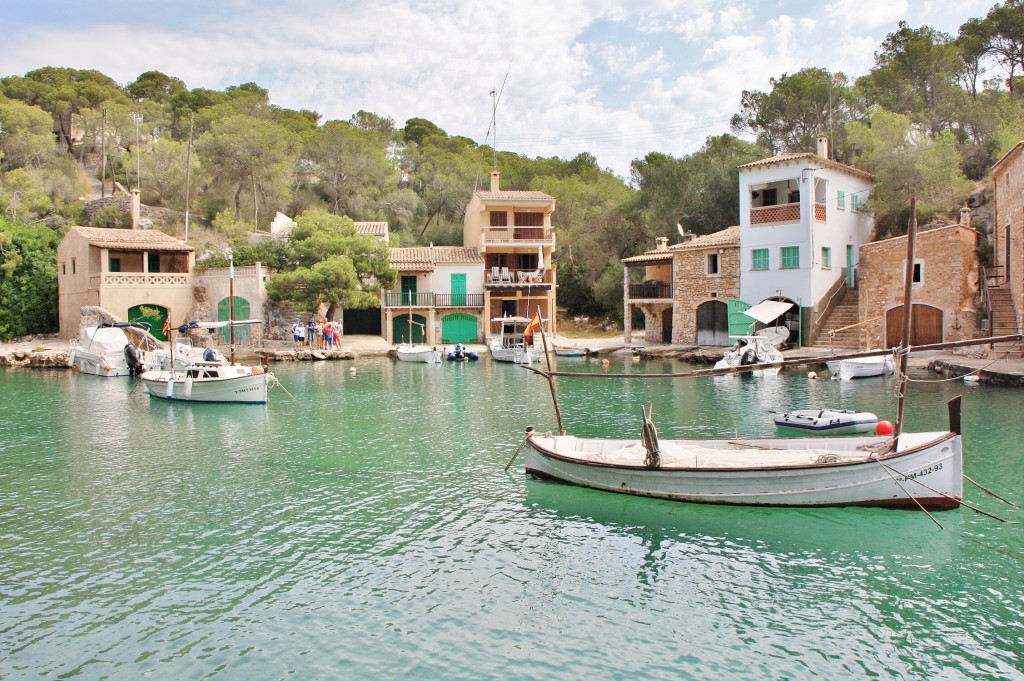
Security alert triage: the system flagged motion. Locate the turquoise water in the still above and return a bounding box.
[1,358,1021,679]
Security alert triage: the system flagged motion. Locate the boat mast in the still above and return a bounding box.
[894,198,917,437]
[228,249,236,365]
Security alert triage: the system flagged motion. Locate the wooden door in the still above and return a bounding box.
[697,300,729,345]
[885,304,943,347]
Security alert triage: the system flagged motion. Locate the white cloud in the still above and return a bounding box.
[824,0,909,29]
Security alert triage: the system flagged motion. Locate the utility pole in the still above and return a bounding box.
[100,109,106,198]
[184,114,193,241]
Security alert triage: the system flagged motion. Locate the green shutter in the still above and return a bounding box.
[781,246,800,269]
[751,248,769,271]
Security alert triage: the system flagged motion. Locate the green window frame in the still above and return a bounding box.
[821,246,831,269]
[837,190,846,210]
[851,194,860,212]
[781,246,800,269]
[751,248,769,271]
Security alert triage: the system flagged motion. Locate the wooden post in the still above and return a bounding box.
[894,199,917,437]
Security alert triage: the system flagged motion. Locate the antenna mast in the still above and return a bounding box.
[490,88,498,171]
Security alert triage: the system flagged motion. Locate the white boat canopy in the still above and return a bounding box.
[743,300,794,324]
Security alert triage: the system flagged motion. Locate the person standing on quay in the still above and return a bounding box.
[307,316,317,347]
[292,317,304,348]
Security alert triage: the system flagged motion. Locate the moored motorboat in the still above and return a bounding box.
[446,343,479,361]
[827,353,895,380]
[773,408,879,435]
[396,344,442,363]
[489,316,540,364]
[713,336,784,376]
[69,322,157,377]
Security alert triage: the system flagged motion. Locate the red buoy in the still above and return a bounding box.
[876,420,894,435]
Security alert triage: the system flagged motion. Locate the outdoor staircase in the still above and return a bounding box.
[987,287,1021,356]
[812,289,863,351]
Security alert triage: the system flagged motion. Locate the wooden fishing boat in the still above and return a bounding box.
[827,353,894,380]
[523,401,962,509]
[554,345,586,357]
[772,408,879,435]
[141,362,273,404]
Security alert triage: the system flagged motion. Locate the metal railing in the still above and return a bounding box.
[486,269,551,285]
[627,281,672,299]
[434,293,484,307]
[384,292,485,308]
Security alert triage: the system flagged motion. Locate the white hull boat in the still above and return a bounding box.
[713,336,784,376]
[554,345,586,357]
[773,408,879,435]
[396,345,441,363]
[69,323,158,377]
[827,353,895,380]
[524,425,962,509]
[141,363,273,404]
[489,316,540,364]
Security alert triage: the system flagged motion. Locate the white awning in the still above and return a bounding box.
[742,300,793,324]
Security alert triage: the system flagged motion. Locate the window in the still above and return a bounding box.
[707,253,719,275]
[489,211,507,226]
[71,258,76,275]
[821,246,831,269]
[148,253,161,273]
[781,246,800,269]
[109,257,121,272]
[514,212,543,226]
[62,262,66,275]
[751,248,769,271]
[761,188,778,206]
[851,194,860,212]
[913,261,923,285]
[837,190,846,210]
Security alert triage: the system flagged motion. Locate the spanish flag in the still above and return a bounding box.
[524,313,541,343]
[162,318,171,337]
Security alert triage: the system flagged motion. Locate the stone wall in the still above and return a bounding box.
[993,145,1024,334]
[859,225,979,346]
[672,247,740,344]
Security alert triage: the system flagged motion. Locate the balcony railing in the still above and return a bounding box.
[89,273,191,288]
[628,281,672,299]
[750,203,800,225]
[486,268,552,286]
[435,293,483,307]
[815,202,826,222]
[384,291,485,308]
[483,227,554,245]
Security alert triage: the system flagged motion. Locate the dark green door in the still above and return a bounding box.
[394,313,426,344]
[442,313,476,343]
[129,304,168,341]
[218,296,250,344]
[401,275,417,306]
[451,273,466,306]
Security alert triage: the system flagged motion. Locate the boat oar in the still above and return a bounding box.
[505,427,534,471]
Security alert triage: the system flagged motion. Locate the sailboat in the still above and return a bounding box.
[395,303,440,363]
[139,255,275,403]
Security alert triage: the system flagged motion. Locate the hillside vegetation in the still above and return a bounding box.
[2,2,1024,339]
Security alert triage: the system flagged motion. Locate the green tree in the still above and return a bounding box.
[846,109,973,235]
[0,95,57,170]
[195,114,299,226]
[265,210,396,318]
[731,68,859,156]
[305,120,394,216]
[978,0,1024,91]
[0,217,59,339]
[127,71,187,103]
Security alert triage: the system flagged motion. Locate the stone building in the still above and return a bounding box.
[858,221,980,349]
[623,227,740,345]
[991,141,1024,340]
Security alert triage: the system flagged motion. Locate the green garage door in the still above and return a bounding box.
[442,313,477,343]
[218,296,250,344]
[394,313,427,344]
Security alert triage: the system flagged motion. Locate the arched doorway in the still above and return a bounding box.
[217,296,251,344]
[885,304,943,347]
[696,300,729,345]
[128,304,168,341]
[394,313,427,344]
[442,313,477,343]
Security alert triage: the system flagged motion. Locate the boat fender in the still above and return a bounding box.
[807,371,816,380]
[102,356,112,372]
[252,366,264,375]
[183,376,193,398]
[67,348,76,368]
[166,377,175,398]
[876,420,894,436]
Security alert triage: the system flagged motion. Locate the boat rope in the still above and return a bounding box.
[873,458,1014,524]
[900,339,1021,383]
[504,427,533,471]
[871,457,944,529]
[271,376,296,400]
[964,474,1018,507]
[641,404,661,468]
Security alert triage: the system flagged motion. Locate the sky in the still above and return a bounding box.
[0,0,998,179]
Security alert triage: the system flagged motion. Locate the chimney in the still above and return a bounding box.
[131,188,140,229]
[490,171,500,192]
[656,236,669,251]
[816,135,829,160]
[960,204,971,228]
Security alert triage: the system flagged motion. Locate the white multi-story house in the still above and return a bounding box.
[738,136,874,344]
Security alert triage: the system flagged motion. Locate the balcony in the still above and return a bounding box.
[750,203,800,225]
[627,281,672,300]
[89,272,191,288]
[485,268,552,288]
[383,291,485,308]
[483,226,554,246]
